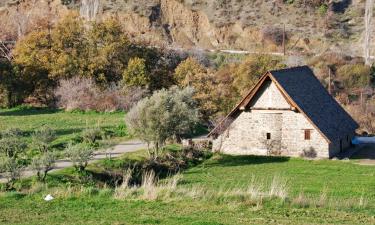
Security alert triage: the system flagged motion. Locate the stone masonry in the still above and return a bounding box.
[212,80,353,158]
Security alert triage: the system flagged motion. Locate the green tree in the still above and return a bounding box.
[49,13,86,80]
[233,54,285,97]
[126,87,199,158]
[66,143,94,173]
[32,126,57,153]
[174,58,217,120]
[0,129,26,158]
[86,18,130,84]
[122,57,150,87]
[30,151,56,182]
[12,30,53,104]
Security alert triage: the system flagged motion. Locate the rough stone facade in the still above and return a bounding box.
[212,80,353,158]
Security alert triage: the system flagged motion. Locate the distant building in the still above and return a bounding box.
[209,66,358,158]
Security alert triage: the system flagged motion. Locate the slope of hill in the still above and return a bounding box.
[0,0,373,58]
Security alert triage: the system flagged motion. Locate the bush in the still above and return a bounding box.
[337,64,371,89]
[65,143,95,174]
[0,129,26,158]
[55,77,146,112]
[126,86,199,158]
[81,127,103,144]
[32,126,57,153]
[300,147,317,159]
[119,147,212,186]
[0,157,23,190]
[30,151,56,182]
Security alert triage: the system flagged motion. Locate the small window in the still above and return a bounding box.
[266,133,271,140]
[304,129,311,140]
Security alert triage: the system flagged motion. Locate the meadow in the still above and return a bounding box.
[0,106,374,224]
[0,106,127,148]
[0,150,374,225]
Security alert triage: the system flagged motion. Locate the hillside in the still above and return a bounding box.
[0,0,373,58]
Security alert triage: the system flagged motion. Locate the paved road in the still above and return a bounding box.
[0,140,147,183]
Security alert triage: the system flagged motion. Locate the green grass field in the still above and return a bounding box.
[0,106,374,224]
[0,106,127,148]
[0,152,374,225]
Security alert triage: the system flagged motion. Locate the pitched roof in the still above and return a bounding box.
[209,66,359,143]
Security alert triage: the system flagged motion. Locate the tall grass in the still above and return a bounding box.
[16,173,369,212]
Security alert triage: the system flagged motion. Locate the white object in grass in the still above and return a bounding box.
[44,194,54,201]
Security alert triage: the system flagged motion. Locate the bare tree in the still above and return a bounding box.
[80,0,101,21]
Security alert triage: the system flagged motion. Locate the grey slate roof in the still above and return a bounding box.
[269,66,358,142]
[209,66,359,142]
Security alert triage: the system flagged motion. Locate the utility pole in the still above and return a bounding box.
[328,67,332,95]
[282,23,286,56]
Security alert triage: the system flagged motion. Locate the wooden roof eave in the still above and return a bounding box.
[208,71,271,137]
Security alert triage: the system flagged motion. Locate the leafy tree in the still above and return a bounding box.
[126,87,199,158]
[0,59,24,107]
[0,157,22,189]
[12,30,53,104]
[49,13,86,80]
[32,126,57,153]
[174,57,206,86]
[122,57,150,87]
[85,18,130,84]
[66,143,94,173]
[30,151,56,182]
[233,54,285,97]
[0,129,26,158]
[81,127,103,144]
[0,129,26,188]
[12,13,131,101]
[174,58,217,120]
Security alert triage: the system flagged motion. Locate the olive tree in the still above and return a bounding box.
[0,129,26,189]
[66,143,94,173]
[0,129,26,158]
[30,151,56,182]
[126,86,199,158]
[32,126,57,153]
[0,157,22,189]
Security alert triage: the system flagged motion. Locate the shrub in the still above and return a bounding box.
[122,57,150,87]
[126,86,199,158]
[0,129,26,158]
[318,4,328,15]
[336,64,371,90]
[30,151,56,182]
[55,77,146,112]
[32,126,57,153]
[0,157,23,190]
[300,147,317,158]
[81,127,103,144]
[65,143,94,173]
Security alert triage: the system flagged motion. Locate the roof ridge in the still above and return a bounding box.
[269,65,310,74]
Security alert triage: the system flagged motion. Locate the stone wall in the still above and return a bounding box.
[212,79,355,158]
[212,109,331,158]
[250,81,290,109]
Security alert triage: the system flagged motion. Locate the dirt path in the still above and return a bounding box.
[0,140,147,183]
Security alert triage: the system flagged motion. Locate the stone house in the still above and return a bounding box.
[209,66,358,158]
